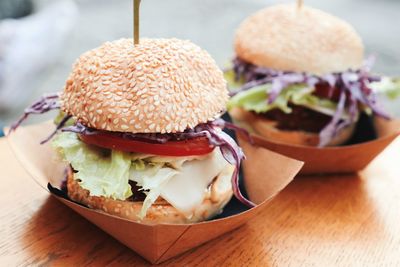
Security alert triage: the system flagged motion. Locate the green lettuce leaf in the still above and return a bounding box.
[52,132,133,200]
[52,132,202,218]
[224,68,245,90]
[228,84,341,117]
[53,111,75,126]
[371,77,400,100]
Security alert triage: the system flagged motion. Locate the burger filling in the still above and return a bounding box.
[10,96,255,219]
[261,104,333,133]
[53,131,233,218]
[225,57,391,146]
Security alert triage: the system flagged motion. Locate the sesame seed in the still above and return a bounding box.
[61,38,227,134]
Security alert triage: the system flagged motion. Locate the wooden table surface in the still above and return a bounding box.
[1,137,400,267]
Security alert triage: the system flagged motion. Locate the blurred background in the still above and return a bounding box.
[0,0,399,133]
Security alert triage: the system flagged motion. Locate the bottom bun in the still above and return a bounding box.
[67,165,234,224]
[230,108,355,146]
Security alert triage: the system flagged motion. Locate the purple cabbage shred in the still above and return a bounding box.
[231,57,390,147]
[63,119,256,207]
[10,94,255,208]
[40,114,72,145]
[9,93,60,134]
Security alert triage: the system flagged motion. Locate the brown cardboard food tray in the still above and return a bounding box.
[232,111,400,175]
[7,122,303,264]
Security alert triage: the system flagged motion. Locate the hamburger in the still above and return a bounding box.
[226,4,390,147]
[10,38,255,224]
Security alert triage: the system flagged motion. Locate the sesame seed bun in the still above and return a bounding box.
[61,38,228,133]
[230,108,355,146]
[66,166,234,224]
[234,4,364,75]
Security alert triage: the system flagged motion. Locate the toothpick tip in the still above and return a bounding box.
[297,0,304,9]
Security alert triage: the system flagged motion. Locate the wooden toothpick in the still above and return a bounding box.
[134,0,141,45]
[297,0,303,9]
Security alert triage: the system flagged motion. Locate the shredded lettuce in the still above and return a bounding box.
[52,132,187,218]
[228,83,341,117]
[54,111,75,126]
[228,84,275,113]
[226,57,390,146]
[371,77,400,100]
[224,68,245,90]
[52,132,133,200]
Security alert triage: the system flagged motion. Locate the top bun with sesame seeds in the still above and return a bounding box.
[234,4,364,75]
[61,38,228,133]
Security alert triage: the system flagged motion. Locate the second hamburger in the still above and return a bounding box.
[226,4,389,147]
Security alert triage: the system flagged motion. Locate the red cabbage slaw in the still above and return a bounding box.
[62,119,252,145]
[231,57,390,147]
[10,94,256,208]
[9,93,60,133]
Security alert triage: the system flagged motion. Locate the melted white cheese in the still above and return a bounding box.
[160,149,229,217]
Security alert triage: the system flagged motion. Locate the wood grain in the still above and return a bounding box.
[1,137,400,266]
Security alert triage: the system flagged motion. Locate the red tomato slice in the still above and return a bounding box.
[79,133,215,156]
